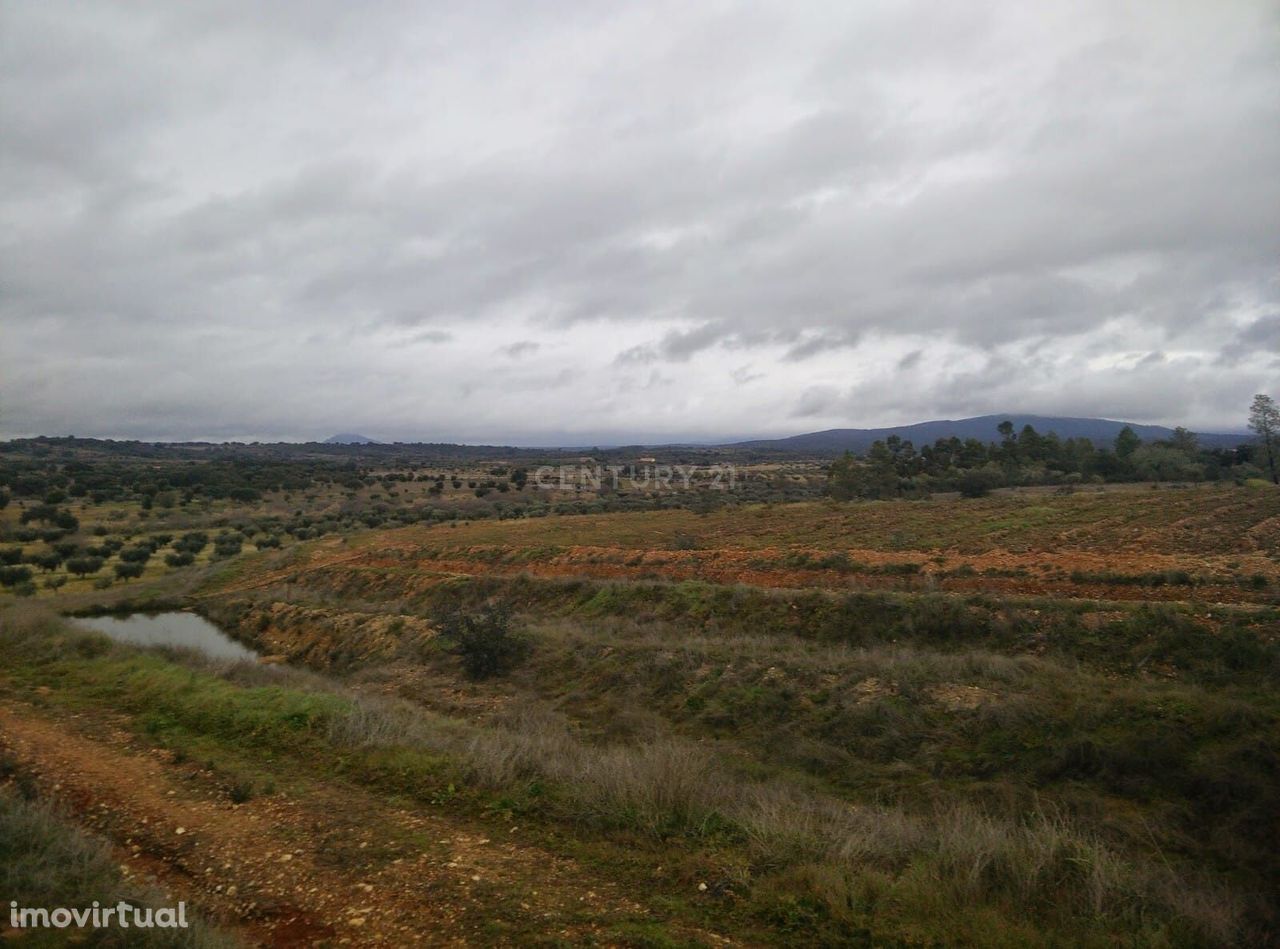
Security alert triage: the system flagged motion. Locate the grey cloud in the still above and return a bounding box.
[1,1,1276,441]
[793,386,842,418]
[614,322,736,365]
[613,344,658,367]
[499,340,541,358]
[658,322,727,361]
[1219,315,1280,366]
[783,332,861,362]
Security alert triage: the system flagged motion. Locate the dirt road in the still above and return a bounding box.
[0,699,728,947]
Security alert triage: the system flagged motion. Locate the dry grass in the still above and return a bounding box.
[313,676,1248,943]
[0,787,235,947]
[4,589,1269,945]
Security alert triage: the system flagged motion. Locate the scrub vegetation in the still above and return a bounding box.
[1,440,1277,945]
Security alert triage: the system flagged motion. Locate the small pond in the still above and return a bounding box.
[72,612,257,662]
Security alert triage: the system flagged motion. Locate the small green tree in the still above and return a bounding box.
[860,441,901,499]
[30,552,62,572]
[119,545,152,564]
[0,565,33,587]
[1170,426,1198,455]
[66,556,104,578]
[1248,393,1278,485]
[114,561,145,581]
[826,452,859,501]
[1114,425,1141,459]
[432,603,530,680]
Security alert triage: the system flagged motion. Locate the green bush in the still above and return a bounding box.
[432,603,531,680]
[958,469,1002,498]
[114,562,145,581]
[65,556,104,578]
[0,565,33,587]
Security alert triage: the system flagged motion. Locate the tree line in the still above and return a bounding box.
[828,395,1278,500]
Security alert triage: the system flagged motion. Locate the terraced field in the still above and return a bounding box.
[3,484,1279,946]
[220,485,1280,607]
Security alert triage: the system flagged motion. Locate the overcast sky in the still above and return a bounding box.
[2,1,1277,444]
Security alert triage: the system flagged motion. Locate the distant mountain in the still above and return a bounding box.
[324,433,378,445]
[732,415,1251,456]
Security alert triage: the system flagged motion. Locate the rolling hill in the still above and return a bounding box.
[732,414,1250,455]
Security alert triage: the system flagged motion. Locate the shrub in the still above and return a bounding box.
[114,562,145,581]
[176,532,209,554]
[0,565,34,587]
[29,553,62,572]
[227,779,254,804]
[65,556,104,578]
[814,551,858,572]
[875,561,922,576]
[958,469,1002,498]
[670,531,701,551]
[432,603,531,680]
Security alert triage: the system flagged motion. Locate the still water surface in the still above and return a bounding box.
[73,612,257,661]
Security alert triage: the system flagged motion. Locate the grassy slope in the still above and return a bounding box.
[4,604,1271,946]
[4,486,1278,945]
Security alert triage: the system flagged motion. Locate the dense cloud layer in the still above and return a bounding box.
[2,1,1276,443]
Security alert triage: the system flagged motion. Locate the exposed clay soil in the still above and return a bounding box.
[0,699,733,947]
[217,540,1279,608]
